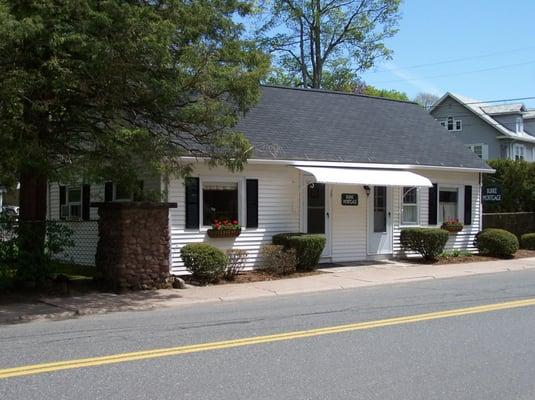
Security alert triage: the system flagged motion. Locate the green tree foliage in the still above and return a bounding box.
[266,58,408,100]
[483,159,535,212]
[255,0,401,89]
[0,0,269,277]
[0,0,269,188]
[358,85,409,101]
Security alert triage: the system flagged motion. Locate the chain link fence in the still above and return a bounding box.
[0,219,99,267]
[52,220,99,266]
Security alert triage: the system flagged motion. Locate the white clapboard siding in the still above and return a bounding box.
[393,170,481,257]
[47,171,161,266]
[168,164,300,274]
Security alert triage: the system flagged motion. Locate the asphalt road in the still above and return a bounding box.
[2,269,535,399]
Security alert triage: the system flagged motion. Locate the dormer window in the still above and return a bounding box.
[516,117,524,133]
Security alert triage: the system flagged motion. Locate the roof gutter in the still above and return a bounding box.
[496,135,535,143]
[179,157,495,174]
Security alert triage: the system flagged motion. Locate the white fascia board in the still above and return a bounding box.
[178,156,494,173]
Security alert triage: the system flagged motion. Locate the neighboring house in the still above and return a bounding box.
[47,86,492,273]
[430,92,535,162]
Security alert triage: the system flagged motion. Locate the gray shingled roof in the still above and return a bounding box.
[236,86,491,170]
[482,103,526,114]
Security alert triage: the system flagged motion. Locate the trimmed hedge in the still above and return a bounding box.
[475,228,519,258]
[272,233,326,271]
[521,233,535,250]
[400,228,449,260]
[180,243,228,284]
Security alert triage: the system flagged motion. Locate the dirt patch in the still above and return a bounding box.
[400,249,535,265]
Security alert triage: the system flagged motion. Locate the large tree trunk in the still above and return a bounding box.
[18,167,48,279]
[311,0,322,88]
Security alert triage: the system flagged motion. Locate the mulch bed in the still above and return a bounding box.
[400,249,535,265]
[184,270,322,286]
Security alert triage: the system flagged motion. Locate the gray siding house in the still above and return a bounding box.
[430,93,535,162]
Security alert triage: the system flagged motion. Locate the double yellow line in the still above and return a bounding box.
[2,297,535,379]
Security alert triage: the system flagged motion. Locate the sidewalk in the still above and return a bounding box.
[2,257,535,324]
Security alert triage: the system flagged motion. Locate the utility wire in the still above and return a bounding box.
[372,45,535,73]
[372,60,535,85]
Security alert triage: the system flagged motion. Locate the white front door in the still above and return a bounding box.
[305,181,331,257]
[368,186,392,255]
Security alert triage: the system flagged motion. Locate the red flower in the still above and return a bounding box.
[232,220,238,225]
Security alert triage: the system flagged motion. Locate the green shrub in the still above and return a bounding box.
[272,233,326,271]
[400,228,449,260]
[521,233,535,250]
[180,243,228,284]
[272,232,304,246]
[0,218,75,287]
[260,245,297,275]
[475,229,519,258]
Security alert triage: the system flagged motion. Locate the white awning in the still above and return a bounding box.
[296,166,432,187]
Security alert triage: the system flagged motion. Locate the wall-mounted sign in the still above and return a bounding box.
[482,186,502,203]
[341,193,358,206]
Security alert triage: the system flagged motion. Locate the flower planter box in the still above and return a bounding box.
[441,224,463,233]
[207,228,241,238]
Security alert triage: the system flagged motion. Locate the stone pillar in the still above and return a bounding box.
[95,202,176,291]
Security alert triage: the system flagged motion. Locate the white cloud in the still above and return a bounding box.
[383,63,444,95]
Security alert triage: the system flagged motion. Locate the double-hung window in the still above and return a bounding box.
[61,186,82,219]
[401,187,418,225]
[465,144,488,160]
[439,187,459,222]
[202,181,239,226]
[440,116,462,131]
[513,144,525,160]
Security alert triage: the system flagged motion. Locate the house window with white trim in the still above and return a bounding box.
[401,187,418,225]
[114,183,132,201]
[439,187,458,222]
[202,181,239,226]
[61,186,82,219]
[513,144,525,160]
[516,117,524,133]
[441,116,462,131]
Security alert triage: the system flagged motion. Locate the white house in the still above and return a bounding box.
[48,86,493,273]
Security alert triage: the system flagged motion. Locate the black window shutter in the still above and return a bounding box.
[185,177,199,229]
[464,185,472,225]
[82,184,91,221]
[104,182,113,202]
[428,183,438,225]
[246,179,259,228]
[59,185,66,219]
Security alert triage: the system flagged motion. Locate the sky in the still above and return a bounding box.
[361,0,535,106]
